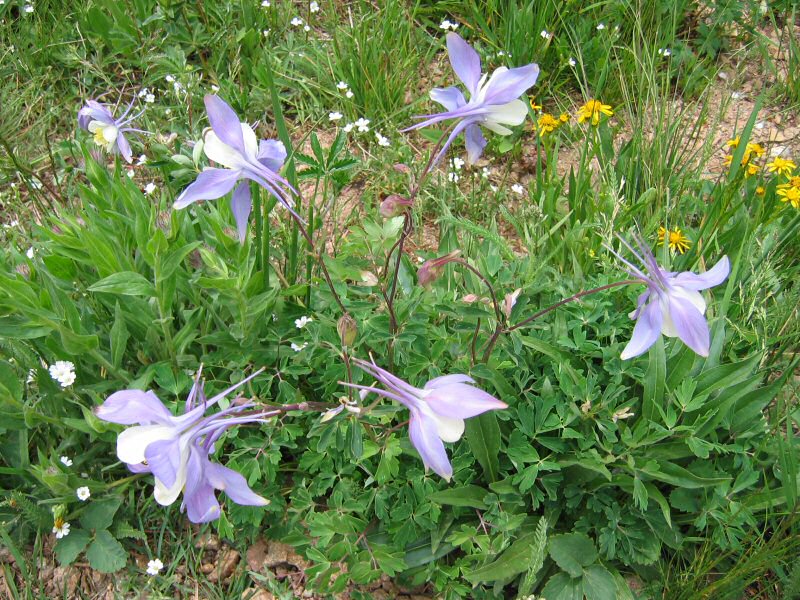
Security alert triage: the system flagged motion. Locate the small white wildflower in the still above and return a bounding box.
[511,183,525,195]
[345,89,354,99]
[731,91,742,100]
[490,184,498,192]
[144,182,157,195]
[497,50,506,57]
[26,247,34,259]
[568,57,576,67]
[23,4,33,13]
[290,17,303,26]
[540,30,552,40]
[448,172,460,182]
[329,111,343,121]
[295,316,313,329]
[303,24,311,32]
[481,167,490,178]
[291,342,308,352]
[146,558,164,576]
[336,81,349,90]
[127,169,135,178]
[376,132,390,147]
[165,108,172,115]
[52,522,70,539]
[440,19,457,31]
[60,456,73,467]
[271,313,278,322]
[596,22,605,30]
[165,74,175,83]
[144,93,155,103]
[417,256,425,264]
[612,407,635,423]
[3,219,19,229]
[26,368,35,383]
[261,0,270,6]
[76,487,90,501]
[755,121,765,130]
[137,154,148,165]
[49,361,76,388]
[343,123,354,133]
[262,29,270,36]
[138,88,149,98]
[309,1,319,12]
[354,117,370,132]
[451,157,465,170]
[172,81,184,94]
[211,84,220,92]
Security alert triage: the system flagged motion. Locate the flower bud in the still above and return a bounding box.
[337,314,358,347]
[418,250,461,288]
[379,194,413,218]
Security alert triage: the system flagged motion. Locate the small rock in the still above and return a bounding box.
[207,547,240,582]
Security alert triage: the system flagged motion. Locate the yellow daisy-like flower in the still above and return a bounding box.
[766,157,797,177]
[725,136,740,149]
[745,162,760,178]
[779,175,800,189]
[657,226,692,254]
[577,99,613,125]
[777,186,800,208]
[529,97,542,111]
[746,142,765,158]
[755,186,765,197]
[537,113,559,137]
[559,112,570,123]
[723,154,733,167]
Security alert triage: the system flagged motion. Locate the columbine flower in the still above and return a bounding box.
[295,316,313,329]
[609,234,730,360]
[354,118,370,132]
[95,367,271,523]
[329,111,343,121]
[146,558,164,576]
[657,226,691,254]
[577,99,613,125]
[402,33,539,164]
[309,1,319,12]
[173,95,296,243]
[344,358,507,479]
[77,98,146,163]
[52,519,70,539]
[76,486,91,501]
[60,456,73,467]
[49,361,76,388]
[766,157,797,177]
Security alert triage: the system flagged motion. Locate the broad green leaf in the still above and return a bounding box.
[80,497,121,531]
[89,272,156,297]
[465,524,543,583]
[582,564,617,600]
[55,529,91,565]
[428,485,489,510]
[541,572,581,600]
[465,412,501,482]
[110,302,129,369]
[86,530,127,573]
[642,337,665,422]
[548,533,597,577]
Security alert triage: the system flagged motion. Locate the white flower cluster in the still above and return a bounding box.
[146,558,164,576]
[48,361,75,388]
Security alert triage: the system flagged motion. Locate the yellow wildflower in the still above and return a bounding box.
[577,99,613,125]
[766,157,797,177]
[529,97,542,111]
[725,136,740,149]
[746,142,765,158]
[723,154,733,167]
[755,186,765,197]
[658,226,691,254]
[777,186,800,209]
[745,162,760,177]
[559,112,570,123]
[537,113,559,137]
[779,175,800,189]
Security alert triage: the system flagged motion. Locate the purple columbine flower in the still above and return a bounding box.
[610,234,730,360]
[96,367,271,523]
[173,95,297,243]
[78,98,146,163]
[344,358,507,480]
[402,33,539,164]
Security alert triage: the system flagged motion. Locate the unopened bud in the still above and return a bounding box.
[337,314,358,347]
[418,250,461,288]
[379,194,413,218]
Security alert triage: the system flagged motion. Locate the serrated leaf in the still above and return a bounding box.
[54,529,91,565]
[548,533,597,577]
[86,530,127,573]
[80,497,121,531]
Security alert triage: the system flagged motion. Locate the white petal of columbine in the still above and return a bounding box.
[146,558,164,576]
[202,126,253,170]
[431,413,465,443]
[76,486,90,501]
[116,424,176,465]
[483,99,529,132]
[60,456,73,467]
[329,111,343,121]
[660,288,706,338]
